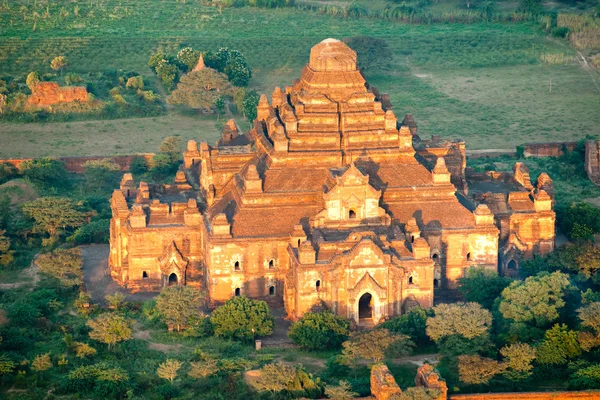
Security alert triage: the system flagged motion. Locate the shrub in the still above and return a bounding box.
[0,162,18,184]
[125,75,144,90]
[288,311,350,350]
[569,364,600,390]
[20,158,70,189]
[551,27,570,38]
[380,307,432,346]
[130,156,149,175]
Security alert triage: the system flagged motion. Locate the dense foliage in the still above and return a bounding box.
[288,310,350,350]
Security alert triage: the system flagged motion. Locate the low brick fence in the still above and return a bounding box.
[1,154,154,173]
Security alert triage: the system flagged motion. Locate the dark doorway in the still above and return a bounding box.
[269,286,275,296]
[168,273,178,286]
[269,260,274,269]
[434,278,439,288]
[432,253,440,264]
[358,293,373,320]
[466,252,471,262]
[142,271,148,279]
[349,209,356,219]
[508,260,517,270]
[316,280,321,290]
[234,261,240,271]
[235,288,241,296]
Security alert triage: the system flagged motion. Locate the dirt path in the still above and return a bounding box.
[390,353,440,366]
[0,254,39,290]
[132,322,183,353]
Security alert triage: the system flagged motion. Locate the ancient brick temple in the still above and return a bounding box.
[27,82,88,106]
[109,39,555,323]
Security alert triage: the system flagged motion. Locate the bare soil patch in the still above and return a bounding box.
[0,179,38,206]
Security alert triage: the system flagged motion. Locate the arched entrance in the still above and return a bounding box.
[358,292,373,320]
[168,273,178,286]
[507,260,517,270]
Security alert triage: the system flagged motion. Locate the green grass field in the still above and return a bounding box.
[0,1,599,156]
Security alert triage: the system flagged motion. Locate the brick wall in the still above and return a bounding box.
[1,154,155,173]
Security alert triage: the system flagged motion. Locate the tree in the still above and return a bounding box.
[105,292,126,311]
[74,342,97,358]
[22,197,88,243]
[249,362,321,395]
[569,364,600,390]
[458,267,511,309]
[83,159,121,190]
[341,329,413,364]
[167,68,233,111]
[148,52,165,72]
[499,272,571,328]
[157,359,183,384]
[50,56,68,75]
[155,59,178,88]
[204,47,252,87]
[36,248,83,286]
[0,229,13,267]
[32,353,52,372]
[87,313,133,350]
[343,36,392,72]
[0,353,15,375]
[233,87,247,114]
[536,324,581,365]
[243,90,260,121]
[26,71,40,92]
[20,158,70,189]
[210,296,274,342]
[458,354,506,385]
[155,286,206,332]
[500,343,536,381]
[215,96,225,120]
[578,302,600,351]
[558,203,600,241]
[426,302,493,355]
[288,310,350,350]
[391,388,441,400]
[177,47,201,71]
[159,136,182,163]
[126,75,144,90]
[325,380,357,399]
[381,307,432,346]
[188,358,219,379]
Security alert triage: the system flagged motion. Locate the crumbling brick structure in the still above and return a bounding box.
[109,38,555,323]
[585,140,600,185]
[27,82,88,106]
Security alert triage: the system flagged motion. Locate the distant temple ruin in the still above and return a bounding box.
[109,39,555,324]
[27,81,88,107]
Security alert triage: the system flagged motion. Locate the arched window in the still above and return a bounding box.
[466,252,471,262]
[142,271,148,279]
[434,278,439,288]
[234,261,240,271]
[127,189,130,197]
[408,276,414,285]
[298,239,301,247]
[349,209,356,219]
[229,134,233,141]
[316,280,321,290]
[411,236,415,243]
[508,260,517,270]
[432,253,440,264]
[269,259,274,269]
[269,286,275,296]
[235,288,241,296]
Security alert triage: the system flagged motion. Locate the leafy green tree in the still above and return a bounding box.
[537,324,581,365]
[210,296,274,342]
[167,68,233,111]
[458,267,511,309]
[50,56,69,75]
[188,357,219,379]
[342,329,413,364]
[381,307,432,346]
[343,36,392,72]
[243,90,260,121]
[426,302,493,355]
[87,313,134,351]
[215,96,225,120]
[159,136,182,163]
[148,52,165,72]
[177,47,201,71]
[69,220,110,245]
[578,302,600,351]
[249,362,321,396]
[569,364,600,390]
[458,354,506,385]
[105,292,126,311]
[518,0,542,13]
[22,197,88,243]
[32,353,52,372]
[20,158,70,189]
[0,162,19,184]
[130,156,149,175]
[125,75,144,90]
[74,342,97,359]
[325,380,357,399]
[500,343,536,381]
[0,353,15,375]
[288,311,350,350]
[557,202,600,241]
[233,87,247,114]
[36,248,83,286]
[157,359,183,384]
[0,229,13,267]
[499,272,571,328]
[68,363,129,398]
[26,71,40,92]
[155,286,206,332]
[83,158,121,190]
[155,59,178,88]
[205,47,252,87]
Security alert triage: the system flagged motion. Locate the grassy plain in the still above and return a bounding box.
[0,1,599,156]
